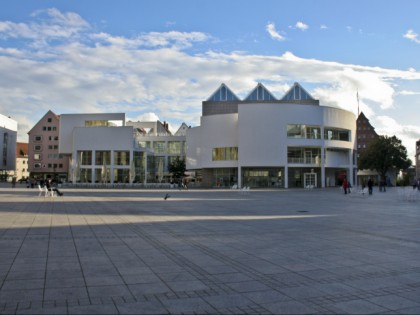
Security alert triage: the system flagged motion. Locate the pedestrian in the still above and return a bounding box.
[343,177,348,195]
[46,179,63,196]
[11,177,16,188]
[367,178,373,195]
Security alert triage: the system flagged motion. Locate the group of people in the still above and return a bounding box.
[343,177,374,195]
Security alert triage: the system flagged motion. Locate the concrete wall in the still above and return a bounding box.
[59,113,125,154]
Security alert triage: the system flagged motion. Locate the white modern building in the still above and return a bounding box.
[0,114,17,181]
[187,82,357,188]
[59,113,187,184]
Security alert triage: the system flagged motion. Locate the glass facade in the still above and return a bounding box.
[168,141,181,155]
[287,147,321,164]
[114,168,129,183]
[212,168,237,187]
[95,151,111,165]
[114,151,129,166]
[153,141,166,154]
[212,147,238,161]
[324,128,350,141]
[287,125,321,139]
[79,168,92,183]
[242,168,284,188]
[78,151,92,165]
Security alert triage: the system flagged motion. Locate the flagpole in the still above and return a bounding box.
[357,89,360,117]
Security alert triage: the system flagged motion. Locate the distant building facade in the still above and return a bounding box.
[356,112,380,184]
[126,120,188,183]
[416,140,420,179]
[14,142,29,180]
[0,114,17,181]
[59,113,187,184]
[187,82,357,188]
[27,110,69,181]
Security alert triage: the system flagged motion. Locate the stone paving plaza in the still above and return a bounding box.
[0,184,419,314]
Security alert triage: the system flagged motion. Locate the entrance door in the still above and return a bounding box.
[304,173,317,188]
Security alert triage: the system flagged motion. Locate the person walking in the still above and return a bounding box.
[367,178,373,195]
[343,178,348,195]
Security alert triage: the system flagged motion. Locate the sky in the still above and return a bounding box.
[1,0,420,159]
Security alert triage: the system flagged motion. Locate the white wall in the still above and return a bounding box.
[59,113,125,154]
[0,115,17,171]
[72,126,134,151]
[186,114,238,170]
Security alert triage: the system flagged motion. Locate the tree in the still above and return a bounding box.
[168,157,186,180]
[358,135,412,181]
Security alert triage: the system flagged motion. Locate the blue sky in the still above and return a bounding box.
[1,0,420,158]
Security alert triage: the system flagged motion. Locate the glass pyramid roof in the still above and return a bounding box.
[244,83,277,101]
[281,82,314,101]
[207,83,240,101]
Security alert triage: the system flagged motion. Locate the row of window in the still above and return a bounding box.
[42,126,57,131]
[212,147,238,161]
[211,146,350,164]
[34,136,59,141]
[34,145,59,151]
[79,151,131,166]
[33,154,64,160]
[138,141,186,155]
[33,163,64,169]
[286,125,351,141]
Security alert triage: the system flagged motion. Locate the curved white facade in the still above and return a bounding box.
[186,83,357,188]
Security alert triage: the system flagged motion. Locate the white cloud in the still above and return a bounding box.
[320,25,328,30]
[403,29,420,43]
[398,90,420,96]
[374,116,420,158]
[295,21,308,31]
[0,8,89,44]
[266,22,286,41]
[1,8,420,156]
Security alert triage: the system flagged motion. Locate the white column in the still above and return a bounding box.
[321,148,325,188]
[348,149,353,186]
[144,152,148,185]
[285,166,288,188]
[110,150,115,184]
[130,150,134,184]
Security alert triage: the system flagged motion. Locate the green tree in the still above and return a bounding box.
[358,135,412,181]
[168,157,186,180]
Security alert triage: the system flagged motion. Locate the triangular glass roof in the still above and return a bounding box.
[281,82,314,101]
[244,83,277,101]
[207,83,240,101]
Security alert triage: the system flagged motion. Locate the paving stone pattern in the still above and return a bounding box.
[0,185,419,314]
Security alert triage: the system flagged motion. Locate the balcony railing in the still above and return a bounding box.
[288,157,320,165]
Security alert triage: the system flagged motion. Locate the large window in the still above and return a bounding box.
[153,141,166,154]
[287,125,321,139]
[78,151,92,165]
[243,168,284,188]
[324,128,350,141]
[288,147,321,164]
[168,141,181,155]
[95,151,111,165]
[114,151,129,166]
[212,147,238,161]
[138,141,151,149]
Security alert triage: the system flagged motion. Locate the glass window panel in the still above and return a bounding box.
[168,141,181,155]
[114,151,129,166]
[153,141,166,154]
[78,151,92,165]
[95,151,111,165]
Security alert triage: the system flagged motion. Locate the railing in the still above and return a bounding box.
[288,157,320,164]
